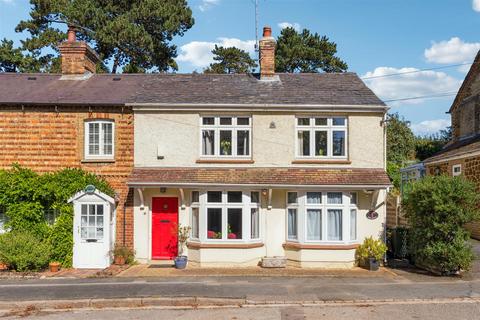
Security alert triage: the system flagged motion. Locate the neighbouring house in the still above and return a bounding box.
[423,50,480,239]
[0,26,391,268]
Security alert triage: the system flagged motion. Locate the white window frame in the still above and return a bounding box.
[194,190,261,243]
[286,192,299,241]
[84,120,115,160]
[452,164,462,176]
[190,191,200,240]
[286,191,358,244]
[80,203,105,241]
[295,116,348,159]
[199,116,252,158]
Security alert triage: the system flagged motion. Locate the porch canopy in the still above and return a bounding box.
[127,167,391,190]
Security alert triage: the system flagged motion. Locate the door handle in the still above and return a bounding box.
[160,219,170,223]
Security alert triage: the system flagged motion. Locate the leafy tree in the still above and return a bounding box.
[403,175,480,274]
[204,45,257,74]
[0,39,43,72]
[15,0,194,73]
[275,27,348,73]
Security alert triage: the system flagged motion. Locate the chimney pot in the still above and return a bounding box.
[263,26,272,38]
[58,27,100,75]
[67,25,77,43]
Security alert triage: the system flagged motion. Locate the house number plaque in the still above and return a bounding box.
[366,210,378,220]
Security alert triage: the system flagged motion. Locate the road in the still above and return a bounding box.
[3,301,480,320]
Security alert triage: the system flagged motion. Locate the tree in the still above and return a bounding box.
[0,39,44,72]
[403,175,480,274]
[15,0,194,73]
[203,45,257,74]
[275,27,348,73]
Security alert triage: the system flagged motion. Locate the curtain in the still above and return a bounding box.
[202,130,215,155]
[328,209,342,241]
[327,192,343,204]
[307,192,321,204]
[350,209,357,240]
[251,208,259,239]
[287,209,297,240]
[237,130,249,155]
[298,131,310,156]
[307,209,321,240]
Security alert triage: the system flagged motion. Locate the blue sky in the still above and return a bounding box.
[1,0,480,136]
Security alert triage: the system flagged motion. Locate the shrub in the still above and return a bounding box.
[48,206,74,267]
[0,232,51,272]
[112,245,135,264]
[356,236,387,263]
[403,175,480,274]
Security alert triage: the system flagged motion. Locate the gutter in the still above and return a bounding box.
[127,182,392,190]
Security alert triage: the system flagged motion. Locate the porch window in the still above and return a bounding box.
[84,120,114,159]
[191,191,200,239]
[198,190,260,242]
[200,116,251,158]
[286,191,358,243]
[80,204,104,240]
[295,116,347,158]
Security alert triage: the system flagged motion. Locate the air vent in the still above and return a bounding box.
[27,77,37,80]
[112,77,121,81]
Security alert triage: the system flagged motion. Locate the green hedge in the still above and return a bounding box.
[0,164,114,269]
[402,175,480,274]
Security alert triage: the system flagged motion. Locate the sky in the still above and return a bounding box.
[1,0,480,136]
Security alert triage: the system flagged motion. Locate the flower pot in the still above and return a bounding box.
[114,256,126,265]
[174,256,188,269]
[0,263,8,271]
[49,262,61,273]
[368,258,379,271]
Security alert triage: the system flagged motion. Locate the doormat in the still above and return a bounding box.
[148,264,174,269]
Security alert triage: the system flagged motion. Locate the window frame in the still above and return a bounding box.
[286,190,358,244]
[452,164,462,176]
[199,116,252,159]
[84,120,115,160]
[295,116,348,159]
[80,203,105,241]
[193,190,261,243]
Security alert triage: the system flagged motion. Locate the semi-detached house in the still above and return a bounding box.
[0,26,391,268]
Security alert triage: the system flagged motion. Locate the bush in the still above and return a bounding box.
[356,236,387,263]
[403,175,480,274]
[0,232,51,272]
[112,245,135,264]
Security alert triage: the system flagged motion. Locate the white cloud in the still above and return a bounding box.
[177,38,256,68]
[411,119,450,136]
[363,67,462,105]
[473,0,480,12]
[278,22,301,31]
[424,37,480,64]
[198,0,220,12]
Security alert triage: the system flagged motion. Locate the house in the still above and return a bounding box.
[0,26,391,268]
[423,50,480,239]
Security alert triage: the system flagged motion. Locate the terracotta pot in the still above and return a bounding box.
[0,263,8,271]
[114,256,126,265]
[49,262,61,273]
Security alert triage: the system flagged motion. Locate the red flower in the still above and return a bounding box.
[207,230,216,239]
[228,233,237,239]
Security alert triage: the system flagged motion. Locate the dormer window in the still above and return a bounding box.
[200,116,251,158]
[296,117,347,158]
[84,120,114,160]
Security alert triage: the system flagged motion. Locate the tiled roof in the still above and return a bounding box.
[0,72,385,107]
[128,167,391,188]
[424,134,480,163]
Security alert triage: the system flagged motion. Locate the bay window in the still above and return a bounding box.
[296,117,347,158]
[192,190,260,242]
[286,191,358,243]
[84,120,114,159]
[200,116,251,158]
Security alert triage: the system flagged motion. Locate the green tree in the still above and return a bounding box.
[387,113,416,164]
[403,175,480,274]
[204,45,257,74]
[0,39,44,72]
[15,0,194,73]
[275,27,348,73]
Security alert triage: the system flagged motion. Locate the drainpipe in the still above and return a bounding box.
[123,189,127,246]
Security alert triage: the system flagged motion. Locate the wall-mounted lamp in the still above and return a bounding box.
[160,187,167,193]
[261,189,268,196]
[269,121,276,129]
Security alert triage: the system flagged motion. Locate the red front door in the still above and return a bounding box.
[152,197,178,260]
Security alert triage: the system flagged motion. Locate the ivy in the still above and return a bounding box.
[0,165,114,269]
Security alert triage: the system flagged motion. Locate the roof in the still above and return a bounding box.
[0,72,385,108]
[127,167,391,188]
[423,134,480,164]
[449,50,480,113]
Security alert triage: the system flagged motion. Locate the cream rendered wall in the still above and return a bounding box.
[134,112,385,168]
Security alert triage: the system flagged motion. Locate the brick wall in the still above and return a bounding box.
[426,155,480,239]
[0,106,134,247]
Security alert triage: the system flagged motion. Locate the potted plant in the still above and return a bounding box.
[49,261,61,273]
[174,224,191,269]
[112,245,135,265]
[356,236,387,271]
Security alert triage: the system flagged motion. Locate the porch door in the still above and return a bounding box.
[151,197,178,260]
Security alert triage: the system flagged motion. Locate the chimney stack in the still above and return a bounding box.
[259,26,276,79]
[58,25,100,75]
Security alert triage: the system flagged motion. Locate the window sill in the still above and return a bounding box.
[283,242,359,250]
[81,159,115,164]
[196,159,254,164]
[291,159,351,165]
[187,241,264,249]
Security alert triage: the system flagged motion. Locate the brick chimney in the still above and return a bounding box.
[58,26,100,75]
[259,26,276,79]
